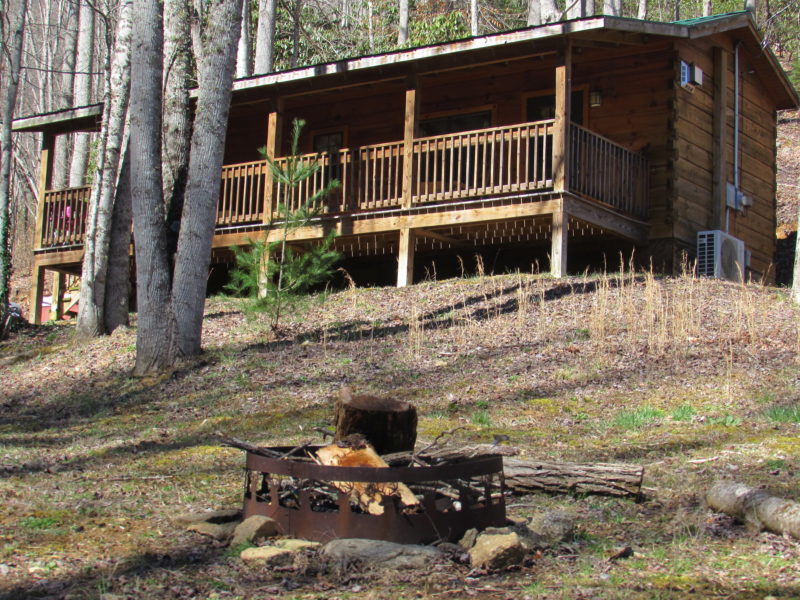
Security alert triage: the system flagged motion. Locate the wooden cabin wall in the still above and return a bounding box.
[224,102,272,165]
[673,36,778,281]
[280,81,407,153]
[574,42,674,265]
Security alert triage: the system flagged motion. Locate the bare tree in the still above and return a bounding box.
[638,0,648,19]
[1,0,28,337]
[130,0,243,373]
[290,0,302,67]
[470,0,479,35]
[69,0,96,187]
[236,1,252,78]
[163,0,193,232]
[398,0,408,44]
[794,185,800,304]
[254,0,277,73]
[703,0,713,16]
[51,0,79,189]
[76,0,133,337]
[604,0,621,16]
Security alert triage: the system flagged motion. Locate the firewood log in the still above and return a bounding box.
[503,459,644,498]
[706,481,800,539]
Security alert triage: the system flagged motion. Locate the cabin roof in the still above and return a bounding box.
[13,11,798,133]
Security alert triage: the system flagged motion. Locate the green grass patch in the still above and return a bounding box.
[19,516,60,530]
[612,407,664,430]
[470,410,491,427]
[671,404,696,421]
[763,404,800,423]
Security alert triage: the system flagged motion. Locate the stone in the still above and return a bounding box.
[273,538,320,552]
[173,508,241,527]
[240,546,294,566]
[231,515,280,547]
[468,532,525,569]
[322,538,444,569]
[186,520,238,541]
[528,510,575,544]
[458,528,479,550]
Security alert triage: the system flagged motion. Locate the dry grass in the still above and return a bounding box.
[1,272,800,599]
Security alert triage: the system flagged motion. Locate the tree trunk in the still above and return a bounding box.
[703,0,713,16]
[566,0,583,19]
[254,0,277,73]
[131,0,175,375]
[77,0,134,338]
[503,459,644,497]
[0,0,28,338]
[162,0,193,242]
[290,0,301,67]
[540,0,559,23]
[470,0,478,35]
[527,0,541,25]
[793,185,800,304]
[603,0,621,16]
[397,0,408,45]
[171,0,243,358]
[333,387,418,455]
[707,481,800,539]
[236,0,252,78]
[104,141,133,332]
[69,0,96,187]
[637,0,648,19]
[52,0,79,189]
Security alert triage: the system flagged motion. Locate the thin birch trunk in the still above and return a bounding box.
[540,0,559,22]
[637,0,647,19]
[104,139,133,331]
[367,0,375,52]
[470,0,478,35]
[131,0,174,374]
[69,0,96,187]
[397,0,408,45]
[236,1,252,78]
[77,0,133,337]
[254,0,277,73]
[793,186,800,304]
[0,0,28,338]
[171,0,243,357]
[52,0,79,189]
[703,0,713,16]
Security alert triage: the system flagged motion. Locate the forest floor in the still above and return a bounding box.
[1,271,800,600]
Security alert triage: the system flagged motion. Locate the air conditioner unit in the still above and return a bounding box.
[697,230,746,282]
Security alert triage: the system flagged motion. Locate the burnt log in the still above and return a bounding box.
[503,459,644,498]
[334,387,417,455]
[706,481,800,539]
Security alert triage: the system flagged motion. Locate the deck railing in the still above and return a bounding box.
[40,186,91,248]
[411,120,554,203]
[37,121,648,249]
[569,124,648,220]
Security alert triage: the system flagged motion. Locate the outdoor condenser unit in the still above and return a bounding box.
[697,230,746,283]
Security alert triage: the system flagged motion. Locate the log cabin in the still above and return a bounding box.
[13,11,799,323]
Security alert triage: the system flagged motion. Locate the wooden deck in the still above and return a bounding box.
[35,120,647,251]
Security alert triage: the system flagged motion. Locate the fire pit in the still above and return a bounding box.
[242,446,507,544]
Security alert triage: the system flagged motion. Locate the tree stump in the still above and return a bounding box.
[334,387,417,455]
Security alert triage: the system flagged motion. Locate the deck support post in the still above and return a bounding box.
[401,75,419,209]
[397,227,415,287]
[553,42,572,193]
[29,263,46,324]
[712,47,729,230]
[551,201,568,278]
[34,133,55,251]
[52,272,65,320]
[264,99,283,223]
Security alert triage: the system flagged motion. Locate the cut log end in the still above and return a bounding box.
[334,386,418,455]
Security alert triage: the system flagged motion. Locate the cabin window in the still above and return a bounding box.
[419,111,491,137]
[313,131,344,154]
[526,91,585,125]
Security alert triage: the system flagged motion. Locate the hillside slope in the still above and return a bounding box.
[1,273,799,599]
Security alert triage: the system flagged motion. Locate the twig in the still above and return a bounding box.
[216,432,283,458]
[413,426,469,459]
[280,441,312,459]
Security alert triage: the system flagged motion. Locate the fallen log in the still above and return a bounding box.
[706,481,800,539]
[502,459,644,498]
